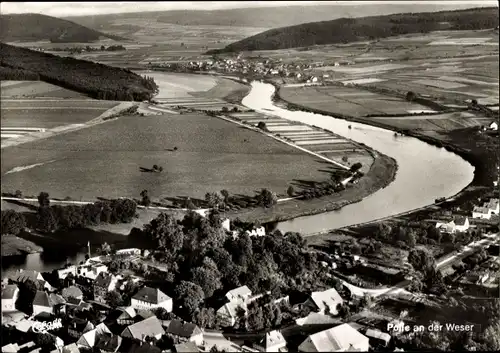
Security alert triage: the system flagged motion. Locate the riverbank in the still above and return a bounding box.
[1,234,43,257]
[272,83,496,233]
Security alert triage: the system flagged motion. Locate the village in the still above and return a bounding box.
[2,186,499,353]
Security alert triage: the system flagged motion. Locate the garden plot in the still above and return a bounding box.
[323,63,411,74]
[295,139,350,146]
[342,78,386,85]
[267,125,315,132]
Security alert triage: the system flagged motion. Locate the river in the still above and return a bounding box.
[1,77,475,276]
[241,81,475,234]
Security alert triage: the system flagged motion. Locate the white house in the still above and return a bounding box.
[121,316,165,342]
[57,266,78,280]
[76,323,111,349]
[306,288,344,315]
[435,216,469,233]
[489,121,498,131]
[245,227,266,238]
[311,76,318,83]
[298,324,369,352]
[1,285,19,312]
[226,285,252,304]
[254,330,287,352]
[216,301,248,327]
[166,320,204,346]
[131,287,173,312]
[78,262,108,280]
[472,199,499,219]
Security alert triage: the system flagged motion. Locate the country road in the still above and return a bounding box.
[338,232,499,298]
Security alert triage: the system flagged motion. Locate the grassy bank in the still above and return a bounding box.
[1,234,43,257]
[227,149,397,224]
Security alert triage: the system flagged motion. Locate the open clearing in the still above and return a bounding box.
[0,113,332,201]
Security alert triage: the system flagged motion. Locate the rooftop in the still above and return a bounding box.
[132,287,171,304]
[167,319,202,338]
[121,316,165,340]
[298,323,368,352]
[1,285,18,300]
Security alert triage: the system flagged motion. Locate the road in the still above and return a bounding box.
[337,233,499,298]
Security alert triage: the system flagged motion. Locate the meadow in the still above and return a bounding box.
[0,113,331,201]
[280,85,432,116]
[1,80,87,98]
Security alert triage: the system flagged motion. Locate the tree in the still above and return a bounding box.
[406,91,417,102]
[105,290,124,308]
[258,189,278,208]
[174,281,205,314]
[205,192,223,209]
[38,192,50,208]
[192,307,217,329]
[220,190,230,203]
[16,279,37,314]
[190,265,222,299]
[287,185,295,197]
[185,198,196,210]
[15,190,22,198]
[140,189,151,207]
[221,106,229,113]
[37,207,58,233]
[350,162,363,173]
[1,210,26,235]
[408,248,436,273]
[257,121,268,131]
[100,242,111,255]
[35,333,56,347]
[143,213,184,252]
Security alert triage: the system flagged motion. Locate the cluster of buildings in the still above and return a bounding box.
[1,251,399,353]
[152,55,342,84]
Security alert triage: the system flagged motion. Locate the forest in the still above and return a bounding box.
[208,7,499,53]
[0,43,158,101]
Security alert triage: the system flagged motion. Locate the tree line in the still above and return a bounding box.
[0,43,158,101]
[1,192,137,235]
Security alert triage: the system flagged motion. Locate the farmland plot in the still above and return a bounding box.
[0,113,332,201]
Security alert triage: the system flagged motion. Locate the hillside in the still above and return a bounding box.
[208,7,499,53]
[0,43,157,101]
[0,13,126,43]
[66,3,490,32]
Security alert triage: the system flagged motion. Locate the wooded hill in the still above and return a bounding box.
[208,7,499,53]
[0,43,157,101]
[0,13,126,43]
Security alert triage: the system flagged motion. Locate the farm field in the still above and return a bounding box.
[280,85,432,116]
[228,111,374,174]
[1,80,88,98]
[1,98,117,129]
[0,113,332,201]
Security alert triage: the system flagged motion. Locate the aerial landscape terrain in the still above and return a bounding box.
[0,2,499,353]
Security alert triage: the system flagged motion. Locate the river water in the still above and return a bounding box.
[1,77,475,277]
[241,81,475,234]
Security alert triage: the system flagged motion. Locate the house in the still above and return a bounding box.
[76,323,112,349]
[245,227,266,238]
[115,248,141,256]
[131,287,172,312]
[50,343,81,353]
[94,273,120,303]
[435,216,469,233]
[62,286,83,301]
[49,293,67,315]
[174,342,201,353]
[78,262,108,280]
[58,265,78,280]
[217,301,248,327]
[305,288,343,315]
[121,316,165,342]
[3,342,36,353]
[472,199,499,219]
[68,318,94,339]
[226,285,252,304]
[489,121,498,131]
[166,320,204,346]
[365,328,391,347]
[10,269,44,284]
[33,290,56,315]
[2,284,19,312]
[254,330,287,352]
[94,333,122,353]
[112,306,137,326]
[311,77,318,83]
[298,323,369,352]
